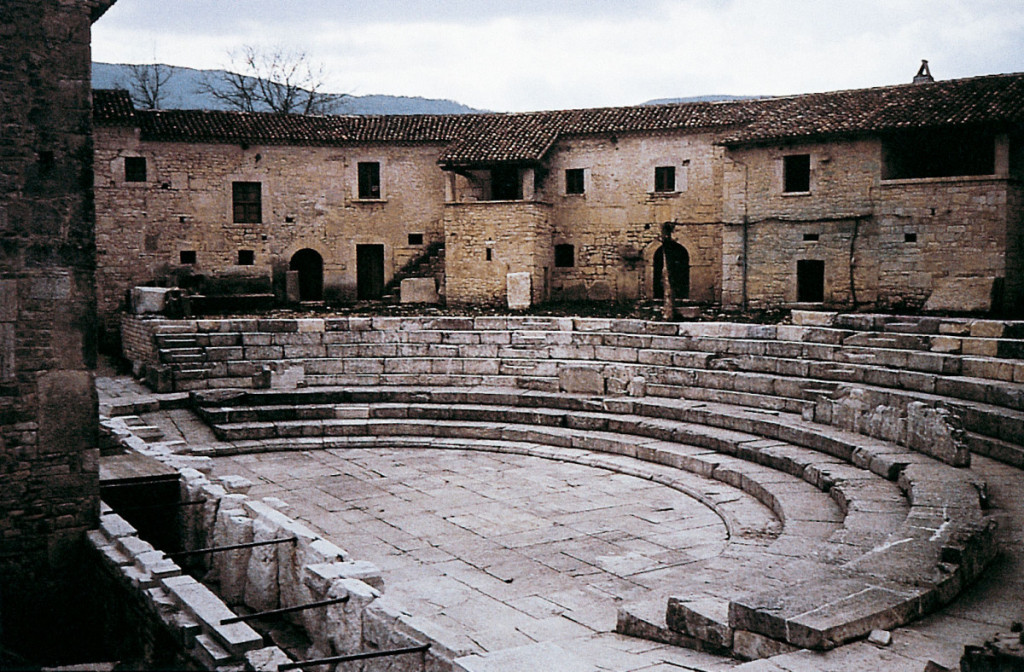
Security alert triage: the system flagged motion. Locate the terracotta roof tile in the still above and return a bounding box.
[93,71,1024,162]
[93,89,136,125]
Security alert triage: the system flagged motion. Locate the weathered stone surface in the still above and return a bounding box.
[506,272,533,310]
[792,310,839,326]
[455,641,597,672]
[666,596,733,649]
[558,366,604,394]
[162,574,263,655]
[924,276,998,313]
[245,646,292,672]
[401,277,440,304]
[906,402,970,467]
[131,286,173,314]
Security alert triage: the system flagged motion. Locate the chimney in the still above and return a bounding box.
[913,60,934,84]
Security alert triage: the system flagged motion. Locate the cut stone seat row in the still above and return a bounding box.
[151,325,1024,383]
[168,351,1024,467]
[189,386,996,657]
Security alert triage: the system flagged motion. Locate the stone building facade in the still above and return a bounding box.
[0,0,116,656]
[93,70,1024,327]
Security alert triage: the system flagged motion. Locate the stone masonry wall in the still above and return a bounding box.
[445,201,553,305]
[0,0,112,655]
[541,131,725,303]
[721,137,1016,310]
[94,131,450,329]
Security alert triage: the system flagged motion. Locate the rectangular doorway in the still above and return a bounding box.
[357,244,385,300]
[797,259,825,303]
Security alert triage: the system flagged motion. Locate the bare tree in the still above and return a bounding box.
[198,45,344,115]
[120,62,175,110]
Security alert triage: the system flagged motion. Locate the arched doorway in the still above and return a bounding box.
[653,240,690,300]
[289,249,324,301]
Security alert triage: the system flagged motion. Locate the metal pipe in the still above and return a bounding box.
[220,595,350,625]
[165,537,296,558]
[278,643,431,670]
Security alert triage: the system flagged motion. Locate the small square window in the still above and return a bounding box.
[565,169,585,195]
[179,250,196,265]
[125,156,147,182]
[904,232,918,243]
[358,162,381,199]
[408,233,424,246]
[237,250,255,266]
[784,154,811,193]
[232,182,262,223]
[803,233,819,242]
[654,166,676,192]
[554,244,575,268]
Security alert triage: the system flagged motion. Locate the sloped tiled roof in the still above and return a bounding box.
[717,72,1024,145]
[93,71,1024,164]
[93,89,136,125]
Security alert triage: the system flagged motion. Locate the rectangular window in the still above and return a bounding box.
[554,244,575,268]
[882,128,995,179]
[237,249,255,266]
[654,166,675,192]
[565,168,585,195]
[125,156,147,182]
[232,181,262,223]
[797,259,825,302]
[803,232,819,242]
[358,161,381,199]
[904,232,918,243]
[179,250,196,265]
[408,233,424,246]
[783,155,811,193]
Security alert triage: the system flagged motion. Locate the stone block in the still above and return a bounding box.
[305,561,384,593]
[131,286,173,314]
[162,574,263,655]
[285,271,301,302]
[731,629,799,661]
[666,596,733,649]
[558,366,604,394]
[245,646,292,672]
[924,276,998,313]
[906,402,970,467]
[400,277,440,304]
[506,272,532,310]
[791,310,838,326]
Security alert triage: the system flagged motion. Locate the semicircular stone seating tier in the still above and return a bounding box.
[133,312,1024,659]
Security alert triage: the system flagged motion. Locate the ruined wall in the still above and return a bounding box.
[444,201,553,305]
[0,0,111,656]
[541,132,725,303]
[94,131,450,328]
[722,137,1016,311]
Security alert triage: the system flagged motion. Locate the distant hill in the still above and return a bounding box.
[92,62,483,115]
[642,94,765,105]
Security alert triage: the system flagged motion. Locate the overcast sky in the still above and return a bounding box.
[92,0,1024,112]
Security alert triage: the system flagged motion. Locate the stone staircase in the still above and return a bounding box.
[381,241,446,303]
